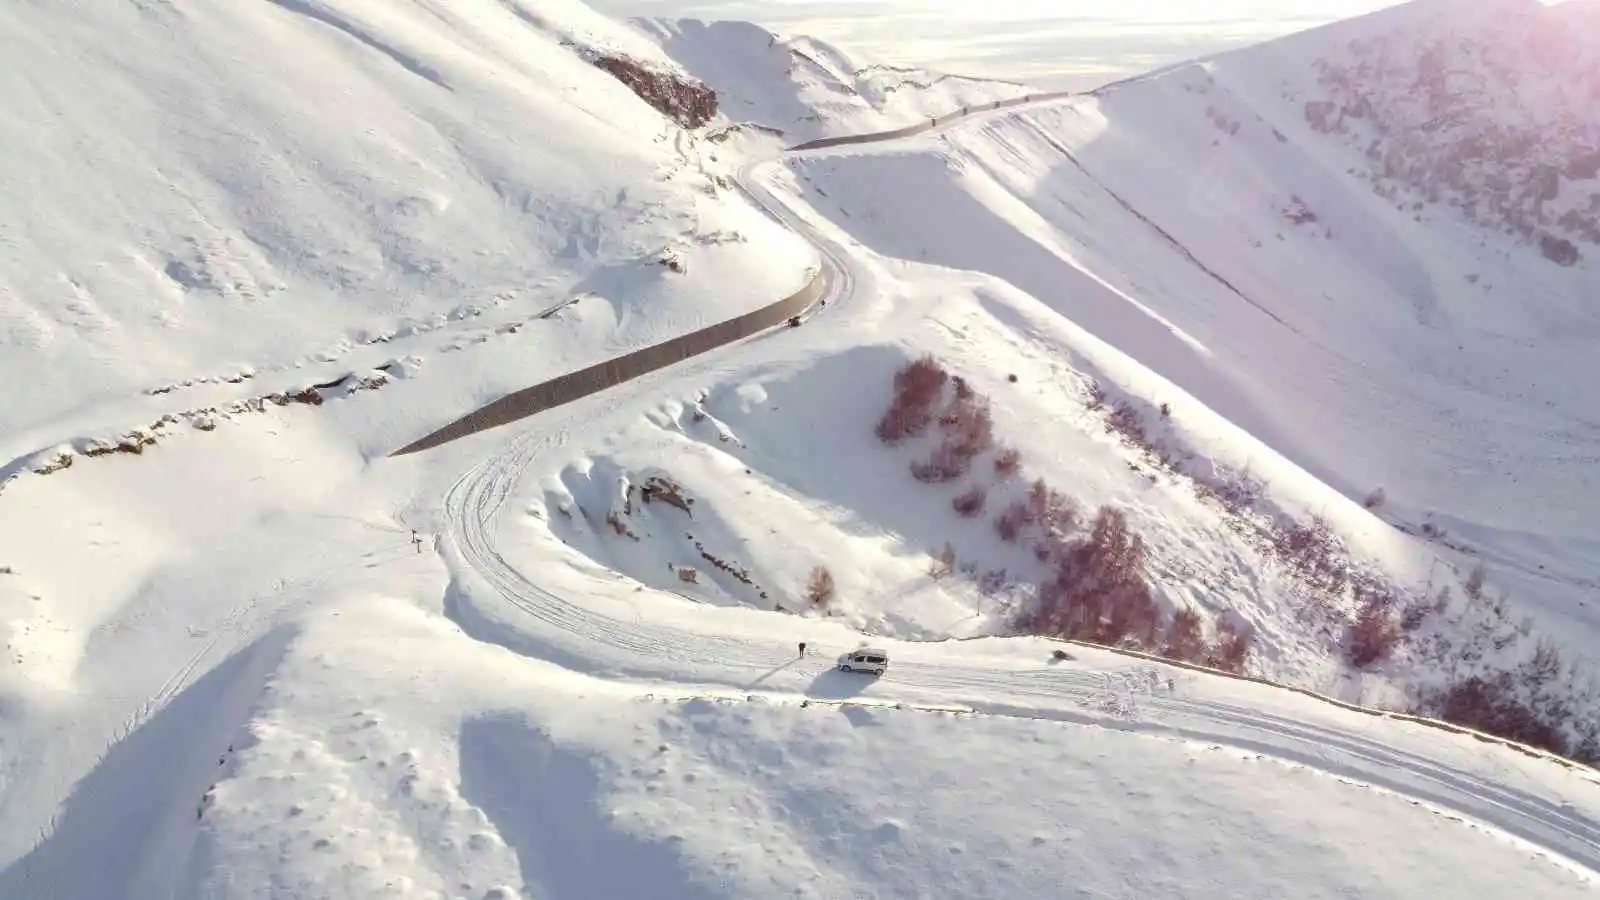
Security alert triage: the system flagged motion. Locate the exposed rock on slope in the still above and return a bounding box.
[593,54,717,128]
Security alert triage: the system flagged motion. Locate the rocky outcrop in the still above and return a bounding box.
[594,55,716,128]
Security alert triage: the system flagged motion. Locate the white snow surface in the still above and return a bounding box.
[2,0,1599,898]
[633,18,1032,144]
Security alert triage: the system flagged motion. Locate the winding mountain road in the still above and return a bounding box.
[434,99,1600,881]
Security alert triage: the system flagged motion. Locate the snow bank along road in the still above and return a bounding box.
[391,91,1073,456]
[425,97,1600,878]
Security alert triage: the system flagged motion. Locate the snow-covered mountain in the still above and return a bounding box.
[633,18,1031,145]
[2,0,1599,897]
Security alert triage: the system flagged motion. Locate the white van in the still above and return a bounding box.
[836,648,889,676]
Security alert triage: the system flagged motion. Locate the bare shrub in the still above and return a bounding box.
[930,542,956,580]
[938,391,995,460]
[896,355,948,408]
[1017,506,1160,648]
[1524,638,1563,688]
[1161,608,1206,661]
[876,355,948,445]
[995,499,1032,543]
[805,566,836,606]
[1026,479,1079,535]
[911,444,970,483]
[876,403,933,445]
[1204,620,1254,673]
[1195,465,1268,515]
[952,486,987,518]
[1463,563,1488,604]
[1426,675,1570,758]
[978,568,1008,595]
[993,446,1022,479]
[1362,487,1387,510]
[1105,401,1149,451]
[1346,585,1401,668]
[1399,594,1434,632]
[1273,517,1348,597]
[1085,380,1107,410]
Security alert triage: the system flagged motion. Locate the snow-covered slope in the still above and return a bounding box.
[0,0,811,454]
[3,0,1599,896]
[633,19,1031,145]
[671,0,1599,745]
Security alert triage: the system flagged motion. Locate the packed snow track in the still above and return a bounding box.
[438,100,1600,880]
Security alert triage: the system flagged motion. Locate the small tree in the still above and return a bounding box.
[930,542,956,580]
[1162,608,1206,661]
[1205,620,1254,673]
[952,486,987,518]
[995,499,1032,543]
[993,446,1022,479]
[876,355,949,444]
[911,444,970,483]
[1463,564,1488,605]
[1346,587,1401,668]
[805,566,836,607]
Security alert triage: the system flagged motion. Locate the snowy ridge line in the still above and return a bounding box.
[388,90,1076,457]
[785,91,1074,152]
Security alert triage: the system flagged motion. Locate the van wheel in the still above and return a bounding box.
[838,664,850,672]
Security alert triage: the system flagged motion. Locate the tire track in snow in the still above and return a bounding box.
[437,98,1600,881]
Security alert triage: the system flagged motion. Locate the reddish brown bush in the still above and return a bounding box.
[911,444,970,483]
[1399,594,1434,632]
[978,568,1008,595]
[1017,506,1160,648]
[952,486,987,518]
[876,355,949,445]
[1105,401,1147,443]
[993,446,1022,479]
[1428,675,1570,758]
[1346,586,1402,668]
[938,392,995,460]
[895,355,948,408]
[876,403,934,445]
[1162,608,1206,661]
[805,566,835,606]
[1194,465,1267,516]
[1273,517,1348,596]
[1204,620,1254,673]
[995,501,1027,542]
[1025,479,1079,534]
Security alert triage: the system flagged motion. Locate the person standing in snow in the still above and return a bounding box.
[798,641,807,657]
